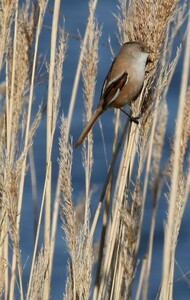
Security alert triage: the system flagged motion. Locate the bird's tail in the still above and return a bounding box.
[75,106,103,147]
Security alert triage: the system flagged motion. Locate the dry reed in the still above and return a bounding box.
[0,0,189,299]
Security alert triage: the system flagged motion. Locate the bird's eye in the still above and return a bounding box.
[140,47,144,52]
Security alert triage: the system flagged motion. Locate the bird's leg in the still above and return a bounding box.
[120,108,140,125]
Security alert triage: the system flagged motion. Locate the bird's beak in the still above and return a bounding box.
[146,45,154,54]
[146,56,153,64]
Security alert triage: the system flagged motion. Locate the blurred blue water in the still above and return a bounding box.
[20,1,190,299]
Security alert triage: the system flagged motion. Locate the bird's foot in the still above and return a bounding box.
[130,114,141,125]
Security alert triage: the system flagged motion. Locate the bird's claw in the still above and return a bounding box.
[130,115,141,125]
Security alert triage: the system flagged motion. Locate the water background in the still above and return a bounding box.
[18,0,190,299]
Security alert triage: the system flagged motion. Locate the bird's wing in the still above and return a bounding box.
[102,71,128,108]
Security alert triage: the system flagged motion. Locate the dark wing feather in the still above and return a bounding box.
[102,72,128,109]
[101,58,116,96]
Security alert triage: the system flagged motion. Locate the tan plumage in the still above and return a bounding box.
[75,41,151,147]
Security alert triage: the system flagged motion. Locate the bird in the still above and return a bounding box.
[75,41,151,147]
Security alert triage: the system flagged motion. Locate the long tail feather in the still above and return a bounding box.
[75,106,103,147]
